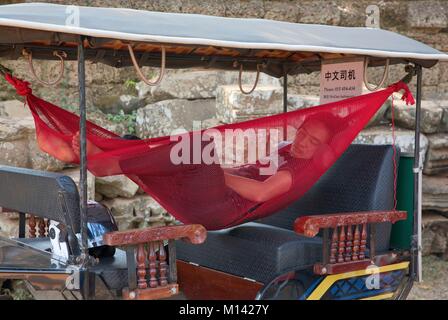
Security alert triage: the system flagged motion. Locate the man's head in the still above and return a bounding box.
[290,113,338,159]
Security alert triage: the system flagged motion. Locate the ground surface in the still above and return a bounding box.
[408,255,448,300]
[1,255,447,300]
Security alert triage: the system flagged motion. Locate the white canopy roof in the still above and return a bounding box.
[0,2,446,76]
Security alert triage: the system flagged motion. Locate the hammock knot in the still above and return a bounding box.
[4,73,32,96]
[391,81,415,106]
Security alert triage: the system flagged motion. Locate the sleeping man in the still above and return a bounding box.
[68,114,335,200]
[222,115,336,203]
[43,114,336,228]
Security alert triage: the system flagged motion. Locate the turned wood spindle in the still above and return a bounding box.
[38,218,46,237]
[359,223,367,260]
[345,225,353,262]
[148,242,158,288]
[330,227,338,264]
[29,215,36,238]
[337,225,346,263]
[352,224,360,261]
[158,241,168,286]
[137,244,148,289]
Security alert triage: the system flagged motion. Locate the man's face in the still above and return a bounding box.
[290,120,330,159]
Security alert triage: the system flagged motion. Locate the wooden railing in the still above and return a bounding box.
[104,224,207,300]
[0,208,50,238]
[29,215,50,238]
[294,210,407,275]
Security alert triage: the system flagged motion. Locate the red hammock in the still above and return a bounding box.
[4,74,415,230]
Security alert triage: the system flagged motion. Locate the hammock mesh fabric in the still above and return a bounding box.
[4,74,415,230]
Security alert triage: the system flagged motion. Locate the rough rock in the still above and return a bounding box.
[136,99,216,138]
[354,126,429,159]
[424,133,448,175]
[438,100,448,132]
[264,1,299,22]
[85,110,129,136]
[407,0,448,29]
[95,175,140,199]
[0,100,29,118]
[101,195,167,230]
[216,85,311,123]
[136,69,281,103]
[297,0,341,25]
[94,94,145,114]
[61,167,96,201]
[422,212,448,258]
[201,118,224,130]
[0,214,19,239]
[423,175,448,213]
[224,0,265,18]
[387,99,444,134]
[0,117,66,171]
[181,0,225,16]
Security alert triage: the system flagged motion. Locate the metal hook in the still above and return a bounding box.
[400,64,417,84]
[238,63,262,95]
[22,49,67,86]
[364,57,390,91]
[128,44,165,86]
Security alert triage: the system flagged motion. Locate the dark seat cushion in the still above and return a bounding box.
[0,165,81,233]
[176,222,322,284]
[176,144,399,283]
[257,144,399,252]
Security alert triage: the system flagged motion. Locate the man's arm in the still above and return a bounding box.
[224,170,292,203]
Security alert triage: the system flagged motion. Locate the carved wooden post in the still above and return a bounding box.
[337,225,346,263]
[29,215,36,238]
[158,241,168,286]
[137,244,147,289]
[38,218,46,237]
[352,224,360,261]
[330,227,338,264]
[359,223,367,260]
[46,219,51,236]
[148,242,158,288]
[345,225,353,262]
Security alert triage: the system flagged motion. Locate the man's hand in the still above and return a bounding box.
[71,131,102,158]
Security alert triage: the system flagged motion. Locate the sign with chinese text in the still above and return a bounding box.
[320,59,364,104]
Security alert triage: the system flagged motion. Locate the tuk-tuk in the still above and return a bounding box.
[0,3,447,300]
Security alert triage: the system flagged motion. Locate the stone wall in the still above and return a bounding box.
[0,0,447,256]
[4,0,442,100]
[0,0,445,102]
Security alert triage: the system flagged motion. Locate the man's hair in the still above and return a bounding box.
[300,111,343,143]
[122,134,141,140]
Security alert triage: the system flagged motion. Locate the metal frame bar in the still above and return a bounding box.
[283,70,288,113]
[412,64,423,282]
[78,37,88,254]
[18,212,26,238]
[78,35,90,299]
